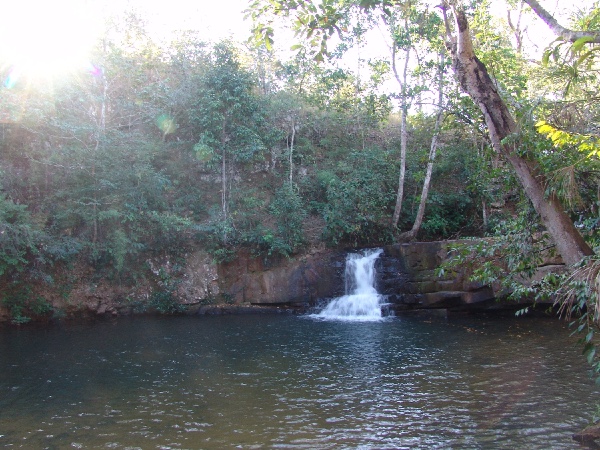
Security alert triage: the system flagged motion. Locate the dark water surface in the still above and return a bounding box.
[0,313,598,449]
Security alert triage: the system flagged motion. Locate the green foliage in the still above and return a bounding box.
[149,268,186,314]
[400,117,479,238]
[471,1,528,100]
[190,43,268,156]
[194,183,306,260]
[538,3,600,98]
[536,120,600,157]
[194,212,237,263]
[437,205,554,303]
[1,282,52,324]
[319,148,396,246]
[266,184,307,256]
[0,192,41,276]
[248,0,442,61]
[149,288,185,314]
[419,192,473,238]
[248,0,351,61]
[542,36,600,94]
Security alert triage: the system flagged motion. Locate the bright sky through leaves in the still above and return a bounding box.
[0,0,250,81]
[0,0,100,79]
[0,0,570,90]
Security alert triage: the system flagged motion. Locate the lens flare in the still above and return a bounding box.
[86,63,102,77]
[3,67,19,89]
[156,114,177,135]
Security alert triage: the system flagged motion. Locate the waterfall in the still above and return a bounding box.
[315,248,384,321]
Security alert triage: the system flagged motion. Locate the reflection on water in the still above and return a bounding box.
[0,314,598,449]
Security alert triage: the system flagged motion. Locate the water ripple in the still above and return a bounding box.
[0,315,597,449]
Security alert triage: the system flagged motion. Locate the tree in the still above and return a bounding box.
[389,10,412,229]
[386,3,447,231]
[266,91,304,184]
[248,0,594,265]
[522,0,600,44]
[191,43,271,245]
[401,49,446,240]
[444,1,593,265]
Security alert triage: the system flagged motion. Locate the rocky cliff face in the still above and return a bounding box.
[379,242,498,311]
[216,247,346,307]
[219,241,559,312]
[380,241,561,312]
[0,240,560,322]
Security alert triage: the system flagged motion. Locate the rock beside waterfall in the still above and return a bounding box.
[218,248,346,306]
[377,241,558,313]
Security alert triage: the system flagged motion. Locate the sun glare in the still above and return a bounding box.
[0,1,99,83]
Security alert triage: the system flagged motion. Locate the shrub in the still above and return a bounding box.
[1,282,53,324]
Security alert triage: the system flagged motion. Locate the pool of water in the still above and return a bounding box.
[0,313,597,449]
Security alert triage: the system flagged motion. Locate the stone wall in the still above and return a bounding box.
[379,242,497,311]
[217,247,346,307]
[224,242,484,310]
[0,240,562,322]
[232,240,561,312]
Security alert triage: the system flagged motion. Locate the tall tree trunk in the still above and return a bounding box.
[92,65,108,245]
[289,117,295,185]
[401,50,445,241]
[391,23,411,229]
[447,3,593,265]
[221,116,229,243]
[221,143,227,217]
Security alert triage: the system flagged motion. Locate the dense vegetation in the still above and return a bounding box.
[1,1,600,331]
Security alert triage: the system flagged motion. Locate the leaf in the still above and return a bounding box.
[583,342,595,356]
[588,347,597,365]
[572,36,594,53]
[537,124,554,135]
[542,49,551,66]
[552,45,562,62]
[575,47,600,67]
[586,329,595,343]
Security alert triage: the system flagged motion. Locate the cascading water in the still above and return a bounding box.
[315,248,384,321]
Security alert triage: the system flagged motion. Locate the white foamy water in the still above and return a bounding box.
[315,248,384,321]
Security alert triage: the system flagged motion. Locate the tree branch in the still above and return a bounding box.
[522,0,600,43]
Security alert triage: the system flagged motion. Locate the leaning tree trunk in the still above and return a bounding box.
[447,3,593,265]
[401,50,445,241]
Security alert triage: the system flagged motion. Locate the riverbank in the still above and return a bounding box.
[0,240,559,324]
